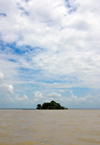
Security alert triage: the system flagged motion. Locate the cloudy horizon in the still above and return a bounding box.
[0,0,100,108]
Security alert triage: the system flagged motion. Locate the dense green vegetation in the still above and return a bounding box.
[36,100,68,110]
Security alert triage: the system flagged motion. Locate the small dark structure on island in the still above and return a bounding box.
[36,100,68,110]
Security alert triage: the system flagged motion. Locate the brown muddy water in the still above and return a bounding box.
[0,109,100,145]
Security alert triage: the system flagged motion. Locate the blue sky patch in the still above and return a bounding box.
[0,13,6,16]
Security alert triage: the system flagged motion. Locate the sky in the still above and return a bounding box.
[0,0,100,108]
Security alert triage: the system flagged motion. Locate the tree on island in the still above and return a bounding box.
[36,104,42,109]
[36,100,68,110]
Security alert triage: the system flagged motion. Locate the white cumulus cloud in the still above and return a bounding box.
[15,95,29,101]
[0,72,4,79]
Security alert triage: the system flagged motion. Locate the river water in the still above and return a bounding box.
[0,109,100,145]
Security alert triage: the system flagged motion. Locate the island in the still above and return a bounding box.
[36,100,68,110]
